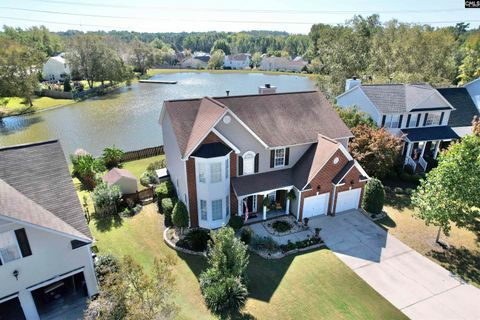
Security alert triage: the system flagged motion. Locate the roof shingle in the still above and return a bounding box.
[437,87,480,127]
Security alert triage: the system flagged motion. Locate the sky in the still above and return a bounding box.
[0,0,479,34]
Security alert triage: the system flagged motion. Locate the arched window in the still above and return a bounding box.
[243,151,255,175]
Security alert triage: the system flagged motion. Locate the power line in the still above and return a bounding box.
[25,0,466,15]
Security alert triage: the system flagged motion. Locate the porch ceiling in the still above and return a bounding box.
[231,169,293,197]
[401,126,459,142]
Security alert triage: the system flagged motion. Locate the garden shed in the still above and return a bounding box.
[102,168,137,195]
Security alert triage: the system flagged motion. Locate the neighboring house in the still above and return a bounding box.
[259,56,307,72]
[0,141,97,320]
[160,90,370,230]
[464,77,480,109]
[437,87,480,137]
[42,53,70,81]
[180,56,209,69]
[336,78,459,172]
[102,168,138,195]
[224,54,251,69]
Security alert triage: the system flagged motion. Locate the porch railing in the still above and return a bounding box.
[418,157,428,172]
[405,156,417,171]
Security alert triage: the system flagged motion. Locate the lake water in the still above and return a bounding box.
[0,72,315,157]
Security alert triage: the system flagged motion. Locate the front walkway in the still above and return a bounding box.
[248,217,314,245]
[310,210,480,320]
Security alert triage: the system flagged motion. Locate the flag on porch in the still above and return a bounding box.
[243,199,249,222]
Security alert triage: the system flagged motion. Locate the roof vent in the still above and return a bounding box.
[258,84,277,94]
[226,90,230,96]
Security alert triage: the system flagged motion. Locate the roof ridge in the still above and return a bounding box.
[317,133,339,145]
[0,139,59,151]
[213,90,319,99]
[204,96,228,109]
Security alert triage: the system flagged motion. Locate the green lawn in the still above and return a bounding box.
[146,68,317,79]
[90,204,406,320]
[122,155,165,190]
[0,96,74,116]
[378,190,480,287]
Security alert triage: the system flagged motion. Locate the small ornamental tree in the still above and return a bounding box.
[172,201,189,234]
[102,146,125,169]
[199,227,249,313]
[63,77,72,92]
[161,198,175,227]
[362,178,385,215]
[412,134,480,243]
[71,152,105,189]
[349,125,403,179]
[91,182,122,217]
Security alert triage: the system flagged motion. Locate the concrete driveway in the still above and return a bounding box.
[309,210,480,320]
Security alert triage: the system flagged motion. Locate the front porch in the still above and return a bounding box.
[401,126,459,172]
[237,188,294,224]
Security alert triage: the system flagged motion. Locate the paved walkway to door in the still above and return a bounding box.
[309,210,480,320]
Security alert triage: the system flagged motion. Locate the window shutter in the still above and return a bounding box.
[439,112,445,125]
[406,114,411,128]
[285,147,290,166]
[398,115,403,128]
[270,150,275,168]
[416,114,421,127]
[423,113,429,126]
[381,115,386,127]
[238,156,243,176]
[254,154,259,173]
[15,228,32,258]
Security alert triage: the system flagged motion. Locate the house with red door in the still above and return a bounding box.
[160,87,369,229]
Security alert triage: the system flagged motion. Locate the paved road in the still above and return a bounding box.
[310,210,480,320]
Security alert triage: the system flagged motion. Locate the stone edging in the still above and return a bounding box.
[163,227,206,257]
[249,242,326,260]
[359,208,387,221]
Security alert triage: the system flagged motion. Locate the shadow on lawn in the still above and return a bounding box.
[375,215,397,231]
[93,214,123,232]
[428,246,480,286]
[385,190,414,211]
[178,246,327,304]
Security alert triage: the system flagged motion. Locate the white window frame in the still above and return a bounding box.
[210,162,222,183]
[408,114,417,127]
[274,148,285,168]
[243,151,255,175]
[384,114,400,128]
[226,195,230,217]
[425,112,441,126]
[200,200,207,221]
[225,158,229,179]
[198,162,206,183]
[0,230,22,264]
[212,199,223,221]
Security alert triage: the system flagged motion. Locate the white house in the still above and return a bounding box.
[464,77,480,110]
[259,56,307,72]
[337,78,459,172]
[180,56,209,69]
[224,54,251,70]
[42,53,70,81]
[0,140,97,320]
[102,168,138,195]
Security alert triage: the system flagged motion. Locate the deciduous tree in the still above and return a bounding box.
[208,49,225,69]
[335,106,377,129]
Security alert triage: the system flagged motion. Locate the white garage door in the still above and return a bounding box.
[336,188,361,213]
[303,193,329,218]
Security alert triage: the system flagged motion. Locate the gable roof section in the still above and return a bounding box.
[437,87,480,127]
[359,83,445,113]
[332,160,370,185]
[0,140,91,240]
[214,91,352,147]
[0,179,89,241]
[103,168,137,185]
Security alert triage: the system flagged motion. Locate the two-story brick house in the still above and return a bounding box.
[160,90,369,229]
[0,141,97,320]
[336,78,460,172]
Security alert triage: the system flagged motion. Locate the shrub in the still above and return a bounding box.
[161,197,175,226]
[179,228,211,252]
[172,201,189,232]
[362,178,385,215]
[140,171,157,187]
[279,237,322,253]
[94,254,120,285]
[102,146,125,169]
[201,275,248,313]
[71,153,105,189]
[91,182,122,217]
[120,207,133,218]
[250,235,279,253]
[146,159,166,172]
[155,180,175,201]
[271,220,292,233]
[228,215,244,231]
[394,187,403,194]
[239,227,252,244]
[63,78,72,92]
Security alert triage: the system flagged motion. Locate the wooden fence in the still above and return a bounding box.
[123,145,164,162]
[123,187,155,204]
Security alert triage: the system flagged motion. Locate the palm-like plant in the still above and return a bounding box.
[102,146,125,169]
[71,154,105,189]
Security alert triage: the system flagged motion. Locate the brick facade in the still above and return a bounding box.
[331,166,366,214]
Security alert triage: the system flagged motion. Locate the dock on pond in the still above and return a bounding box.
[139,79,177,84]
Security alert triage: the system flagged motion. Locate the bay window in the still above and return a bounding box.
[198,163,206,183]
[200,200,207,220]
[210,162,222,183]
[212,199,223,221]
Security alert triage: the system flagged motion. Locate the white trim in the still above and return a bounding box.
[27,268,85,292]
[464,77,480,87]
[0,229,22,264]
[273,147,286,168]
[242,151,256,175]
[0,215,91,243]
[333,161,370,186]
[408,90,456,112]
[335,83,362,100]
[225,109,269,148]
[211,128,241,154]
[239,185,294,199]
[0,293,19,304]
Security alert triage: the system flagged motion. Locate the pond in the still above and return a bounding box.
[0,72,316,157]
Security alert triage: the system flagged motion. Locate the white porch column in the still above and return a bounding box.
[433,141,441,159]
[405,142,412,162]
[19,290,40,320]
[238,197,243,216]
[420,141,427,158]
[285,188,291,215]
[262,192,268,220]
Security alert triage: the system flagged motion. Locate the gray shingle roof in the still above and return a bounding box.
[400,126,460,142]
[0,140,91,239]
[437,87,480,127]
[360,84,440,113]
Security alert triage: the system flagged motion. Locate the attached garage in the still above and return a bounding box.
[335,188,361,213]
[303,193,329,218]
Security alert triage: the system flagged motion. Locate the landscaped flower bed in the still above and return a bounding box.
[280,237,323,253]
[164,227,211,255]
[262,215,307,236]
[272,220,292,233]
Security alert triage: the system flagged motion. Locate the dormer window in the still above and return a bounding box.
[243,151,255,175]
[274,148,285,167]
[425,112,442,126]
[384,115,400,128]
